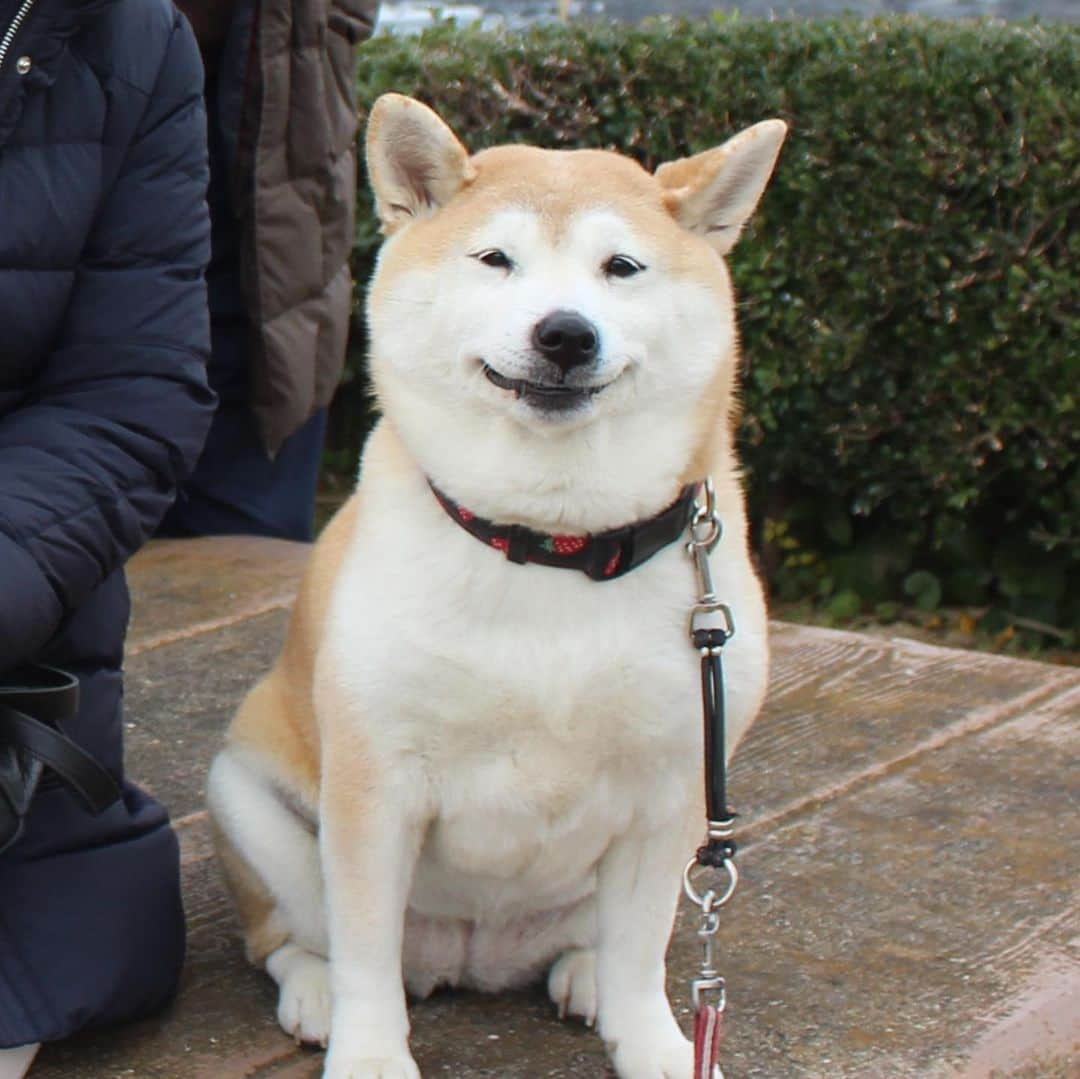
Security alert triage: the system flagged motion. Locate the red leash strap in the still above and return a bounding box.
[693,1002,724,1079]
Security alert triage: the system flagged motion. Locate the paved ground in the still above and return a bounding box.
[31,535,1080,1079]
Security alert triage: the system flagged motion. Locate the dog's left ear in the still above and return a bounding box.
[366,93,476,234]
[656,120,787,255]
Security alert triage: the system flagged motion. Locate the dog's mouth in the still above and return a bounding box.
[482,364,609,411]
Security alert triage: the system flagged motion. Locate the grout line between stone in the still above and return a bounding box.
[740,677,1072,850]
[176,808,209,831]
[128,595,296,658]
[190,1043,304,1079]
[772,619,1080,677]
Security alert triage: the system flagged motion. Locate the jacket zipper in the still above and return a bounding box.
[0,0,36,72]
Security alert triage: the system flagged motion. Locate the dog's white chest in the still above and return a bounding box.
[411,641,699,916]
[322,493,706,915]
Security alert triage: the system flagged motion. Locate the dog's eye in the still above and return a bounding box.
[604,255,645,279]
[473,249,513,271]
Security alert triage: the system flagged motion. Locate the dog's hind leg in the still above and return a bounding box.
[265,942,332,1047]
[528,899,599,1025]
[207,745,330,1045]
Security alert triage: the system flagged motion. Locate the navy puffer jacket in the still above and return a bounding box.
[0,0,213,1046]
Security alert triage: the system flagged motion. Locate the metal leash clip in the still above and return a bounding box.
[689,888,727,1079]
[687,478,734,648]
[691,890,726,1010]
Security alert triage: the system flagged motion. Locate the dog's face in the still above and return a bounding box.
[364,95,785,522]
[371,150,724,435]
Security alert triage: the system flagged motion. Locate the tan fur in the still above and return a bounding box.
[227,495,361,802]
[211,816,288,966]
[214,496,362,961]
[684,362,739,491]
[372,145,729,283]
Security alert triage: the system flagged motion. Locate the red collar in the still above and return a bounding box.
[429,481,700,581]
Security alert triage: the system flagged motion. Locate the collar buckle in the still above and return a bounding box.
[504,525,531,565]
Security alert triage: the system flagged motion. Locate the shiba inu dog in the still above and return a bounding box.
[207,93,786,1079]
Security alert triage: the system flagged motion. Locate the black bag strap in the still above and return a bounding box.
[0,664,80,722]
[0,665,120,815]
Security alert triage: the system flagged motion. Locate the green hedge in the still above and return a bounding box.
[332,15,1079,640]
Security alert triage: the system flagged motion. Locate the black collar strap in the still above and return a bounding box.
[429,481,700,581]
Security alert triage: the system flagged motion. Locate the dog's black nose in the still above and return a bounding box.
[532,310,600,374]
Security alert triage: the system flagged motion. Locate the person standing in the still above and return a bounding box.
[160,0,379,541]
[0,0,214,1071]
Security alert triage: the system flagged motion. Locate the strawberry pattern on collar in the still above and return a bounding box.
[428,481,700,582]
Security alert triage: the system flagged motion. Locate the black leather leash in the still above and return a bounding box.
[681,479,738,1079]
[0,664,121,855]
[692,622,736,869]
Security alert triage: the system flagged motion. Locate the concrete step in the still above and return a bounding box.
[32,537,1080,1079]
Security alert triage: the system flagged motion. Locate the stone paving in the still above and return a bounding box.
[31,535,1080,1079]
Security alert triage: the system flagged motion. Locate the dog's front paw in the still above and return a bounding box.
[608,1028,694,1079]
[321,1051,420,1079]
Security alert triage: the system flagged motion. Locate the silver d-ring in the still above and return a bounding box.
[682,856,738,909]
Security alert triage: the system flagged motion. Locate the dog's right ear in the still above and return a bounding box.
[366,94,476,234]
